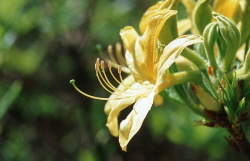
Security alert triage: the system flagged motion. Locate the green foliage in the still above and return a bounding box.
[147,100,229,160]
[0,81,22,119]
[0,0,247,160]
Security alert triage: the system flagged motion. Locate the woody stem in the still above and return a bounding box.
[227,125,250,161]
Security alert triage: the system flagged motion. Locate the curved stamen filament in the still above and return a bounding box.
[98,61,143,95]
[118,65,125,84]
[98,43,130,74]
[108,62,136,90]
[107,61,153,91]
[108,45,119,65]
[70,80,127,100]
[108,61,123,84]
[96,71,115,94]
[71,59,153,100]
[96,60,135,95]
[70,79,149,100]
[99,60,154,96]
[115,42,127,67]
[95,61,117,94]
[100,61,120,91]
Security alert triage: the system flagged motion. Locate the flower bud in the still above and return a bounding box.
[192,0,212,34]
[203,22,218,70]
[212,12,241,72]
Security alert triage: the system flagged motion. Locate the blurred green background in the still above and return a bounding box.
[0,0,249,160]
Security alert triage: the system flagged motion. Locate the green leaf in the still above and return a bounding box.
[0,81,22,119]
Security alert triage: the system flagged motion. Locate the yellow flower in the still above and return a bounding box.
[106,10,202,151]
[71,2,203,152]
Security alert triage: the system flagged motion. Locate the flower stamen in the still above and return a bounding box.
[96,59,143,96]
[115,42,127,67]
[70,57,153,101]
[108,45,119,65]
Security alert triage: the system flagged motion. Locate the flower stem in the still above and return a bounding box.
[181,47,207,70]
[204,109,250,160]
[168,70,202,86]
[227,125,250,160]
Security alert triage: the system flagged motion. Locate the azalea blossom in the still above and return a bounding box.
[71,2,203,151]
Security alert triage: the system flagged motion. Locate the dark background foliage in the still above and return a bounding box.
[0,0,248,160]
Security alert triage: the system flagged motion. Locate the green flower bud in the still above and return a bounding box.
[203,22,219,70]
[213,12,241,72]
[192,0,212,34]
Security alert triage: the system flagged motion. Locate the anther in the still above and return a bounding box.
[96,58,100,65]
[95,63,99,72]
[108,45,113,55]
[116,42,122,54]
[101,60,105,70]
[108,61,112,69]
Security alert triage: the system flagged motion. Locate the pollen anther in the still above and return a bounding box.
[101,60,105,70]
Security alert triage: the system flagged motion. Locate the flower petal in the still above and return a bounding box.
[120,26,139,54]
[106,96,136,137]
[139,1,171,34]
[120,27,148,81]
[104,75,136,137]
[119,91,155,151]
[133,9,177,81]
[155,35,203,88]
[104,75,135,114]
[213,0,240,19]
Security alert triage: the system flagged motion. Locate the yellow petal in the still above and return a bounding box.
[120,26,139,54]
[119,91,155,151]
[140,9,177,65]
[124,49,146,82]
[104,75,135,114]
[134,9,177,81]
[139,1,171,34]
[120,27,147,81]
[104,75,136,137]
[213,0,240,19]
[106,96,136,137]
[156,35,203,88]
